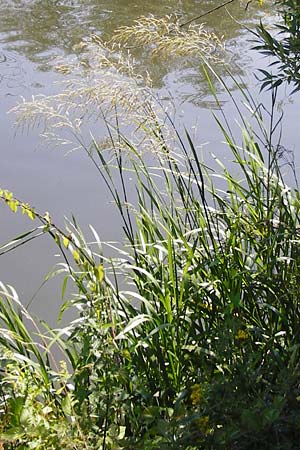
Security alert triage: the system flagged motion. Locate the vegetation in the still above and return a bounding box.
[1,2,300,449]
[253,0,300,91]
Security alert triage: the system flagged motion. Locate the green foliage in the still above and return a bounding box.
[0,284,86,449]
[1,8,300,450]
[0,190,35,220]
[253,0,300,91]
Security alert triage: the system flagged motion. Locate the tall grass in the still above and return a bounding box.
[1,15,300,450]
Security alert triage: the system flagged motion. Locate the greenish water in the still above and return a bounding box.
[0,0,298,322]
[0,1,263,72]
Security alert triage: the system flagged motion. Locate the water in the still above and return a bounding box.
[0,0,299,323]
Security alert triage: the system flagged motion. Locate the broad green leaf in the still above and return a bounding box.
[26,208,35,221]
[116,314,151,339]
[8,199,18,213]
[61,394,72,416]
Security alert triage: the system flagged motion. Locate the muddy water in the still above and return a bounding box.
[0,0,298,323]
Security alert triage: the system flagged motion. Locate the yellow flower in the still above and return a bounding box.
[235,329,249,340]
[196,415,210,433]
[190,383,203,406]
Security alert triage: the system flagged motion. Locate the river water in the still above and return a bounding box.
[0,0,299,323]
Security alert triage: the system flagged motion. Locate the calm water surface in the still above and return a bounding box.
[0,0,299,322]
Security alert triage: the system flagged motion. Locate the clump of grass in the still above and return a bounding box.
[11,15,225,154]
[0,282,89,449]
[1,13,300,450]
[111,15,224,61]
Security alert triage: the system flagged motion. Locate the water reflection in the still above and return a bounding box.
[0,0,266,91]
[0,50,27,94]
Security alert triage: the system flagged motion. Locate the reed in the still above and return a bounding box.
[1,13,300,450]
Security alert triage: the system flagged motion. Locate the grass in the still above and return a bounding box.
[1,12,300,450]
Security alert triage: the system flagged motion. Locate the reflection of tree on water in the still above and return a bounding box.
[0,0,268,100]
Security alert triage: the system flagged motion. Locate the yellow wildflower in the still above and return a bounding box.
[196,415,210,434]
[235,329,249,340]
[190,383,203,406]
